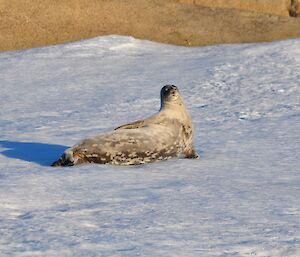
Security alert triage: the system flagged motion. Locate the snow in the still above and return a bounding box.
[0,35,300,256]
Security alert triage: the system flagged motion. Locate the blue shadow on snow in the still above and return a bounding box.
[0,141,69,166]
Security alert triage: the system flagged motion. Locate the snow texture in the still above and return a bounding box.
[0,35,300,256]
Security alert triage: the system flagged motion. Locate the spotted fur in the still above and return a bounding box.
[51,85,199,167]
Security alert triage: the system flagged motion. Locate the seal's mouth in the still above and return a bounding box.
[161,85,178,99]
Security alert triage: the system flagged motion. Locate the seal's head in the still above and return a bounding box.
[159,84,191,127]
[160,85,181,107]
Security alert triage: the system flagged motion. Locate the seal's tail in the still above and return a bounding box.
[51,150,76,167]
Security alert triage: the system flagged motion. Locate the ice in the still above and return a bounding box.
[0,36,300,256]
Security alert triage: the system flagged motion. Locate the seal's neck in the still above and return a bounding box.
[159,96,191,122]
[160,95,183,110]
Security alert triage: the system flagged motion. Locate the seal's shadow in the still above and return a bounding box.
[0,141,69,166]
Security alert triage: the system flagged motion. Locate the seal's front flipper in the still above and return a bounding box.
[183,147,200,159]
[114,120,145,130]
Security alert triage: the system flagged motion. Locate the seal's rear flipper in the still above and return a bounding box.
[51,150,77,167]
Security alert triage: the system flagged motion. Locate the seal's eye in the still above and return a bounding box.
[162,85,171,93]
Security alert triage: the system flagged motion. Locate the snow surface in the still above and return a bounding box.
[0,35,300,256]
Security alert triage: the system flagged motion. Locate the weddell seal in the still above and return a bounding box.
[51,85,199,166]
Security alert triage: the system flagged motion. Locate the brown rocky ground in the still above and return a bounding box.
[179,0,292,17]
[0,0,300,52]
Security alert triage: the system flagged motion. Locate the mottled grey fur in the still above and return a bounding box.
[52,85,198,166]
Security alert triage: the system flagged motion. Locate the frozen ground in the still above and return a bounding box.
[0,36,300,256]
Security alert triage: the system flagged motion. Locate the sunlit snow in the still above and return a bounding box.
[0,36,300,256]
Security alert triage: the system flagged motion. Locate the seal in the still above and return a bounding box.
[51,85,199,166]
